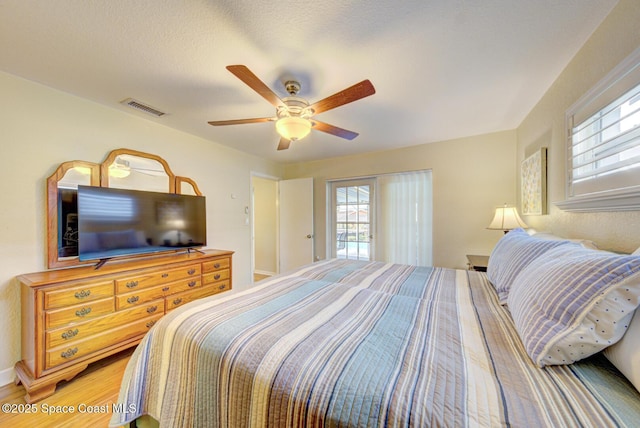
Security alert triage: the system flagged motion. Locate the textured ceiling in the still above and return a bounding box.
[0,0,619,163]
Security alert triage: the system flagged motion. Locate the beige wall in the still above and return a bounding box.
[0,71,283,381]
[284,130,518,269]
[252,176,278,275]
[516,0,640,253]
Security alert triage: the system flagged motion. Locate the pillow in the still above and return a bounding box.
[604,308,640,392]
[530,232,598,250]
[633,246,640,256]
[486,228,573,304]
[508,245,640,366]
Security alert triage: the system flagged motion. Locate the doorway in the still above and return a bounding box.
[251,175,315,283]
[252,175,278,282]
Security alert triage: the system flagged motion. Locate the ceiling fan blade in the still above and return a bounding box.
[311,120,359,140]
[277,138,291,151]
[309,79,375,115]
[208,117,275,126]
[226,65,286,108]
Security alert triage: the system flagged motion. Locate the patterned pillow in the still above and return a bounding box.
[486,228,573,304]
[508,245,640,366]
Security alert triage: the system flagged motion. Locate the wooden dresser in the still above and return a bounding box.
[15,249,233,403]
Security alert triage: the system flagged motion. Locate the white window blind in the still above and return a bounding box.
[570,82,640,193]
[560,46,640,211]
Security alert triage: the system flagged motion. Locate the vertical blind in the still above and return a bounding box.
[377,170,433,266]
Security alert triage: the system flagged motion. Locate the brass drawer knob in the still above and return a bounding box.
[127,295,140,304]
[161,273,169,278]
[146,320,156,329]
[126,280,139,289]
[173,298,183,306]
[214,274,221,280]
[75,307,92,317]
[188,268,196,275]
[61,328,79,340]
[74,289,91,299]
[188,281,196,287]
[61,347,78,359]
[146,305,158,314]
[218,284,226,290]
[213,263,220,269]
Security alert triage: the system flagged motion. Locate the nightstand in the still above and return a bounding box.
[466,254,489,272]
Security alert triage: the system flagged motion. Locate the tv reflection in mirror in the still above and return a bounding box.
[77,186,206,264]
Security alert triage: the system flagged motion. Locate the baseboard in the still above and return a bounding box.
[0,366,15,387]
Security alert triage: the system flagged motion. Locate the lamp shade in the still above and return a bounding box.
[275,117,312,141]
[487,205,528,231]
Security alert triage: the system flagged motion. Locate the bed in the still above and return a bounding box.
[110,233,640,427]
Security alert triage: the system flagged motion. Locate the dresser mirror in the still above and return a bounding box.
[100,149,175,193]
[176,176,202,196]
[47,161,100,268]
[47,149,200,269]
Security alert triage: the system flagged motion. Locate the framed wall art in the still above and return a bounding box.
[521,147,547,215]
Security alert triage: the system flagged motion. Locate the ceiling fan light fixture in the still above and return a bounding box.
[275,116,311,141]
[109,159,131,178]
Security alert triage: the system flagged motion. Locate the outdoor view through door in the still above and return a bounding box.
[331,170,432,266]
[335,181,373,261]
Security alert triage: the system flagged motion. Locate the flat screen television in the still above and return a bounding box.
[77,185,206,263]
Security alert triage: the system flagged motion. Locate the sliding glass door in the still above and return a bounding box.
[329,170,432,266]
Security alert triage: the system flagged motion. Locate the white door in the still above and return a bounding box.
[279,178,314,272]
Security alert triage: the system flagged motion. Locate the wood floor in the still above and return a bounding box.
[254,273,271,282]
[0,348,134,428]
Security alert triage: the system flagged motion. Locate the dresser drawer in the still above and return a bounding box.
[116,285,166,310]
[46,299,164,349]
[45,298,115,330]
[167,280,230,311]
[208,280,231,295]
[202,269,230,285]
[202,258,230,273]
[44,280,114,310]
[115,263,201,293]
[116,276,202,310]
[45,314,162,370]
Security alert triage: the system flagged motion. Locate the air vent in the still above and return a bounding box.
[120,98,166,117]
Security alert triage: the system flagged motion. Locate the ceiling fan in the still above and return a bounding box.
[208,65,376,150]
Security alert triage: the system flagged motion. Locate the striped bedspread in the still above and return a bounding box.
[110,259,640,427]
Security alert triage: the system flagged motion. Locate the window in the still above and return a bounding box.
[559,47,640,212]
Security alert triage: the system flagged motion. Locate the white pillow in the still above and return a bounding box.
[604,309,640,392]
[530,231,598,250]
[508,245,640,366]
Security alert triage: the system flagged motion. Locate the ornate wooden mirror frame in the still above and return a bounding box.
[46,148,202,269]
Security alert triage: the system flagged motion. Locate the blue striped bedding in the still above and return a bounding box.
[110,259,640,427]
